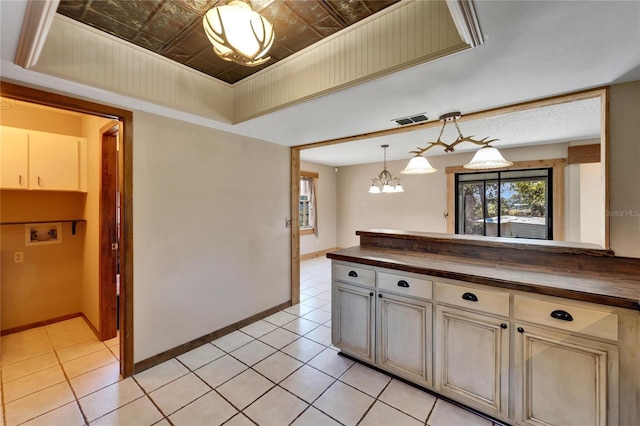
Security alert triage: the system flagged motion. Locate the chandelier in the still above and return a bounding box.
[369,145,404,194]
[401,112,513,174]
[203,0,275,67]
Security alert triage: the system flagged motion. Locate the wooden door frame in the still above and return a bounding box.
[99,122,119,341]
[0,82,135,377]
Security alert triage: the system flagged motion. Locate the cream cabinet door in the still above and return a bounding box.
[28,132,80,191]
[0,127,29,189]
[377,291,432,387]
[332,282,375,362]
[435,305,509,419]
[514,323,619,426]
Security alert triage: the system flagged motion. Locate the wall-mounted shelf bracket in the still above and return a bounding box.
[0,219,86,235]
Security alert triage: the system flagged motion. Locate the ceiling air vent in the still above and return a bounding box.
[392,113,428,126]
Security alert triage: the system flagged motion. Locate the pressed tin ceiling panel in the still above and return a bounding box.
[56,0,401,84]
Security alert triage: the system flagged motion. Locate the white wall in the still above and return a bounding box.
[336,143,573,248]
[132,112,291,362]
[609,81,640,258]
[300,161,337,255]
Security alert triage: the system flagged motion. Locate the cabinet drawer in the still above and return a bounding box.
[436,282,509,317]
[333,263,375,287]
[514,296,618,341]
[378,271,432,300]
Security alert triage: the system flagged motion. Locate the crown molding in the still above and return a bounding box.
[447,0,484,47]
[14,0,60,69]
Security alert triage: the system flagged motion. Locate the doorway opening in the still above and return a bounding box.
[0,82,134,377]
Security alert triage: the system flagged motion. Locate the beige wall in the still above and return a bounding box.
[336,143,574,248]
[300,161,337,255]
[0,192,86,330]
[609,81,640,258]
[132,111,291,362]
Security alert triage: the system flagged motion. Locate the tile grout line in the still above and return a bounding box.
[45,324,91,426]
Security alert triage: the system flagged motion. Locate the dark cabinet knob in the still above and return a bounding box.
[369,292,374,297]
[462,292,478,302]
[348,271,358,277]
[550,310,574,322]
[517,327,525,333]
[397,280,410,288]
[378,293,383,298]
[500,323,508,329]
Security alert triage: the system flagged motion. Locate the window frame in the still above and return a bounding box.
[455,168,553,239]
[446,159,566,240]
[299,171,318,235]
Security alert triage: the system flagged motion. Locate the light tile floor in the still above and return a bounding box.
[1,257,500,425]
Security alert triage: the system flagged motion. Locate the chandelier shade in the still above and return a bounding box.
[203,0,275,67]
[401,155,438,174]
[369,145,403,194]
[463,146,513,169]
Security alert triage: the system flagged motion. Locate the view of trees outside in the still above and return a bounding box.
[461,178,547,237]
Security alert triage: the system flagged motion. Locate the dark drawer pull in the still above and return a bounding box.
[348,270,358,278]
[397,280,410,288]
[369,292,374,297]
[462,292,478,302]
[550,310,574,322]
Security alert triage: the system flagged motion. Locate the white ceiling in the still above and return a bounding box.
[1,0,639,167]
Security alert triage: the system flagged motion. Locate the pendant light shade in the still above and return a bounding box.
[203,0,274,67]
[400,155,438,174]
[368,183,381,194]
[402,112,512,173]
[463,146,513,169]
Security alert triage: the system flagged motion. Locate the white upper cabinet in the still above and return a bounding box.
[0,126,87,192]
[0,127,29,189]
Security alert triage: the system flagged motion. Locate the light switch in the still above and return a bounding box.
[14,252,24,263]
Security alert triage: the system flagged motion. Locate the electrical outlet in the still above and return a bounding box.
[14,252,24,263]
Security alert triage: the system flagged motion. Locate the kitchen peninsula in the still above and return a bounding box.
[328,230,640,425]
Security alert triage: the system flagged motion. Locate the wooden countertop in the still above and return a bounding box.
[328,246,640,311]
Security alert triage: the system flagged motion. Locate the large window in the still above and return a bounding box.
[300,171,318,236]
[456,168,552,240]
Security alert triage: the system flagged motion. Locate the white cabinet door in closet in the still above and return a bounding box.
[28,132,81,191]
[0,127,29,189]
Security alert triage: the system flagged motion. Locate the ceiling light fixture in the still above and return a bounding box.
[203,0,275,67]
[401,112,513,174]
[369,145,404,194]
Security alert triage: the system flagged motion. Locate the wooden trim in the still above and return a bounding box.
[133,301,291,374]
[300,171,319,179]
[300,247,340,261]
[300,228,315,236]
[553,164,565,241]
[447,174,455,233]
[601,88,610,250]
[0,82,135,378]
[293,88,608,150]
[1,312,82,336]
[291,148,301,305]
[568,144,601,164]
[81,313,100,339]
[121,110,134,377]
[445,159,566,241]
